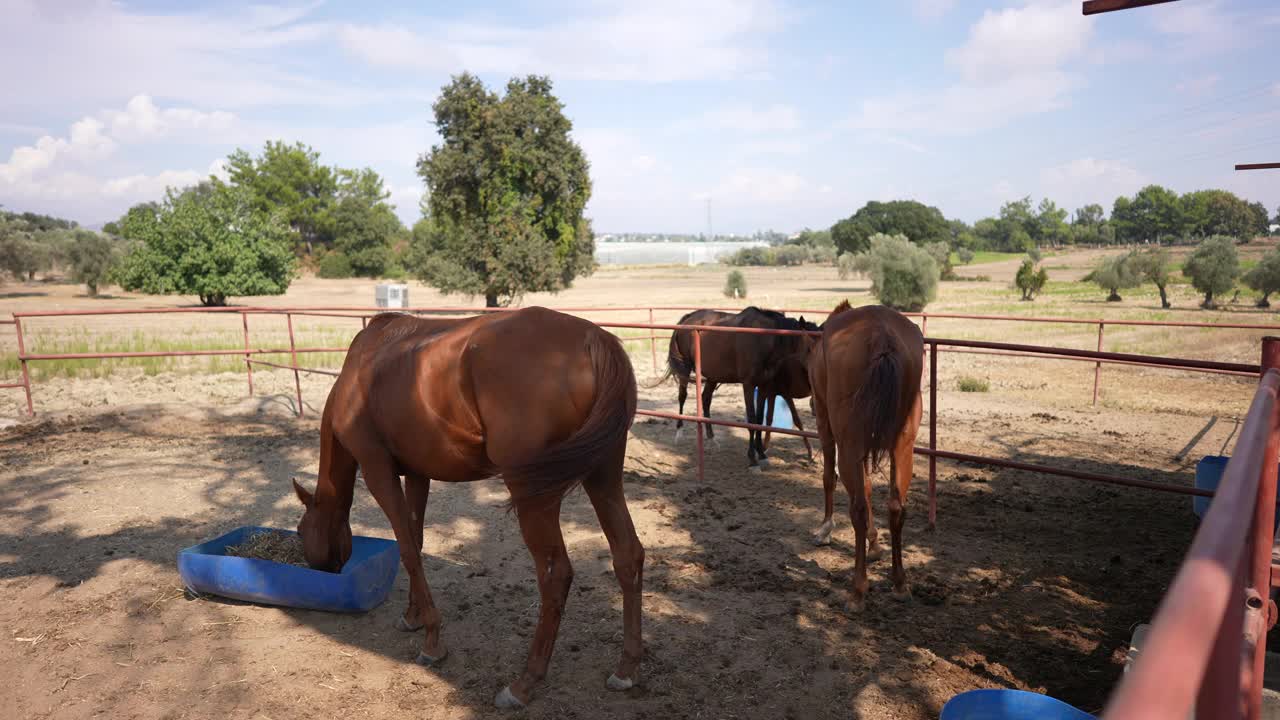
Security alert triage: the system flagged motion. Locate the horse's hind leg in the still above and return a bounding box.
[583,443,644,692]
[837,444,870,611]
[674,376,688,443]
[786,396,814,461]
[813,392,838,546]
[396,473,432,632]
[361,457,446,664]
[743,383,762,469]
[888,393,923,598]
[496,492,573,709]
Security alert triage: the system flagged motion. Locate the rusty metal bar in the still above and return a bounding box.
[241,312,254,397]
[247,358,340,378]
[1236,163,1280,171]
[1093,320,1105,405]
[13,316,33,416]
[693,329,705,483]
[1102,368,1280,719]
[1083,0,1181,15]
[922,447,1213,497]
[18,347,347,360]
[1246,338,1280,718]
[286,312,303,418]
[929,341,938,530]
[649,308,658,376]
[945,346,1257,377]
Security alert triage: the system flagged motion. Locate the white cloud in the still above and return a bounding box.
[0,96,237,220]
[1040,157,1148,212]
[849,2,1091,135]
[678,104,801,134]
[337,0,787,83]
[870,135,927,154]
[1174,74,1220,98]
[910,0,956,22]
[705,168,807,205]
[944,2,1091,84]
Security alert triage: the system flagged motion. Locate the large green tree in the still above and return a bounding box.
[1071,203,1112,245]
[113,181,296,306]
[1085,253,1141,302]
[1245,249,1280,308]
[829,200,949,255]
[226,140,338,255]
[329,168,406,277]
[1036,198,1069,247]
[1182,236,1240,309]
[850,233,939,311]
[1130,247,1173,308]
[413,73,595,307]
[1113,185,1183,243]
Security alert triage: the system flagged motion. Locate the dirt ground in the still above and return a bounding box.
[0,252,1273,719]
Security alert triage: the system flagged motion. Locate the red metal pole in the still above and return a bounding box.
[929,340,938,530]
[286,313,303,418]
[13,317,33,416]
[694,329,705,484]
[649,308,658,376]
[241,312,254,397]
[1246,337,1280,719]
[1093,320,1105,406]
[1196,553,1248,719]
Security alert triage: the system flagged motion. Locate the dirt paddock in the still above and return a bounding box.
[0,361,1247,720]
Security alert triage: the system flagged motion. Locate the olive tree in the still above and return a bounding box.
[1085,253,1141,302]
[1244,249,1280,308]
[1182,236,1240,309]
[1014,259,1048,301]
[850,233,939,311]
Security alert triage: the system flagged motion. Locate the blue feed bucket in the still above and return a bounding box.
[1194,456,1280,531]
[753,389,794,430]
[940,689,1095,720]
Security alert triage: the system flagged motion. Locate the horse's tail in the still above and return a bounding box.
[849,330,907,474]
[508,328,638,503]
[647,311,698,389]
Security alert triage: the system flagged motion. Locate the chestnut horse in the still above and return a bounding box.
[665,307,816,467]
[291,308,642,708]
[807,301,923,609]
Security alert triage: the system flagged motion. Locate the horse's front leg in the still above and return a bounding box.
[496,493,572,709]
[363,459,447,665]
[742,383,761,470]
[396,473,432,632]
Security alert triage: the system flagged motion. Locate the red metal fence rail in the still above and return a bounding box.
[1101,338,1280,720]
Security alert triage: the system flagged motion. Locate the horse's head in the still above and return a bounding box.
[776,315,820,399]
[292,478,353,572]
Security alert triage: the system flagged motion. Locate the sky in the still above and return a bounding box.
[1,0,1278,234]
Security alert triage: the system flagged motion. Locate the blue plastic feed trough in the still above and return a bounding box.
[177,526,399,613]
[753,389,794,429]
[940,689,1095,720]
[1194,456,1280,531]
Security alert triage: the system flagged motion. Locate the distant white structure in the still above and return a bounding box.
[595,241,767,266]
[375,283,409,308]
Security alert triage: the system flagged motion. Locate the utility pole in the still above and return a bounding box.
[706,197,713,242]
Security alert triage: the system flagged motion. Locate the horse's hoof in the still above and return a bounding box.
[494,686,526,709]
[813,527,833,546]
[414,648,448,667]
[606,673,635,691]
[748,465,762,474]
[849,596,867,614]
[396,615,424,632]
[891,585,913,602]
[866,545,885,561]
[674,428,684,444]
[758,456,771,468]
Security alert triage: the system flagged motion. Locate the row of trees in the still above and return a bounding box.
[825,189,1276,259]
[0,210,120,295]
[1086,238,1280,310]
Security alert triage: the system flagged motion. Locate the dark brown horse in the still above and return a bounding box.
[665,307,816,468]
[807,301,923,610]
[291,308,643,708]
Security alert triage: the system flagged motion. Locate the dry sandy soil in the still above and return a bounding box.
[0,251,1274,719]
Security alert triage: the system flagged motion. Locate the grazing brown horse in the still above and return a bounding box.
[291,308,643,708]
[807,301,923,610]
[665,307,816,468]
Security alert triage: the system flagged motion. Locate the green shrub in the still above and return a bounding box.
[809,245,837,264]
[850,233,939,311]
[724,269,747,298]
[772,245,808,266]
[957,376,989,392]
[1014,259,1048,300]
[957,247,975,265]
[836,252,858,280]
[318,251,354,279]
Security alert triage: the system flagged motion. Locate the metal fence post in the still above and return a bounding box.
[929,340,938,530]
[649,308,658,376]
[241,312,254,397]
[1247,337,1280,719]
[693,329,705,484]
[286,312,304,418]
[1093,320,1105,406]
[13,316,33,416]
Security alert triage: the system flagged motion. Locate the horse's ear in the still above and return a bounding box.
[292,477,314,507]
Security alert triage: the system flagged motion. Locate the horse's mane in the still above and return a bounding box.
[740,306,787,323]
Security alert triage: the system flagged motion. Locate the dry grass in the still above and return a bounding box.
[223,530,308,567]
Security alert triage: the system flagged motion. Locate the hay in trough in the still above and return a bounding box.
[224,530,309,567]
